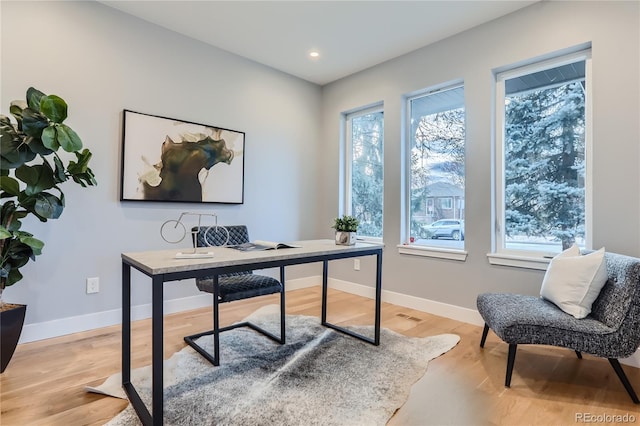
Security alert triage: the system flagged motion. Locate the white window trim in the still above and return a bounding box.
[342,103,384,239]
[490,49,592,270]
[400,81,466,260]
[359,236,384,244]
[398,244,468,261]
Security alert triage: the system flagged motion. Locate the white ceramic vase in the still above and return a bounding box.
[335,231,356,246]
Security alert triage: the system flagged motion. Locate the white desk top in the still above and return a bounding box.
[122,239,383,276]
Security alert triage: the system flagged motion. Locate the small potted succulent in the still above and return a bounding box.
[332,215,359,246]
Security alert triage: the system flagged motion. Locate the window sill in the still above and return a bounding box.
[487,252,550,271]
[397,244,467,261]
[357,236,383,245]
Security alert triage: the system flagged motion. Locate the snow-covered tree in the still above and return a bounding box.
[350,112,384,237]
[504,81,586,249]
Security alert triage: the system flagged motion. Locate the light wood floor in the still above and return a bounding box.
[1,287,638,425]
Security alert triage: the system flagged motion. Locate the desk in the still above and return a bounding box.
[121,239,383,425]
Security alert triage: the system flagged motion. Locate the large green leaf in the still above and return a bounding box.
[52,155,68,183]
[0,176,20,196]
[25,134,54,156]
[16,193,39,220]
[57,124,82,152]
[6,268,23,287]
[15,163,56,195]
[6,236,34,262]
[68,149,97,187]
[18,233,44,255]
[0,226,11,239]
[41,125,60,150]
[8,104,24,128]
[40,95,68,124]
[1,150,35,171]
[0,123,37,169]
[34,192,64,219]
[27,87,46,112]
[21,108,49,138]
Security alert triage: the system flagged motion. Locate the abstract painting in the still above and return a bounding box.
[120,110,244,204]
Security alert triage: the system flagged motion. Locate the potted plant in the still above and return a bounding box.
[0,87,97,372]
[332,215,359,245]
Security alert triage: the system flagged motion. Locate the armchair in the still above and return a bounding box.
[477,251,640,403]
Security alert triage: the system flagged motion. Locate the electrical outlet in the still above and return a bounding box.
[354,259,360,271]
[86,277,100,294]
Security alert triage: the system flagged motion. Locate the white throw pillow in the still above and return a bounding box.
[540,245,608,319]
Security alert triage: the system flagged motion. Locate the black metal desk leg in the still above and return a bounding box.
[319,252,382,346]
[374,252,382,345]
[321,260,328,325]
[280,266,286,342]
[122,263,131,385]
[152,276,164,425]
[213,275,220,366]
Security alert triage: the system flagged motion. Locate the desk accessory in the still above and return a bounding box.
[160,212,229,258]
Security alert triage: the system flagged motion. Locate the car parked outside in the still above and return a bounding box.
[422,219,464,240]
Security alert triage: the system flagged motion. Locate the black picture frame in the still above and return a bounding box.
[120,110,245,204]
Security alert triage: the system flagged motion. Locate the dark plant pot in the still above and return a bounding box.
[1,304,26,373]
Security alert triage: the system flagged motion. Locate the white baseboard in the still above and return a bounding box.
[285,276,320,291]
[18,276,319,344]
[327,277,485,326]
[17,275,640,369]
[19,293,215,344]
[621,353,640,369]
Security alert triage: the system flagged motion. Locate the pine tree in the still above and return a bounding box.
[504,81,586,249]
[350,112,384,237]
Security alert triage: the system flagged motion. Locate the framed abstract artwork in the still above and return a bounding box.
[120,110,245,204]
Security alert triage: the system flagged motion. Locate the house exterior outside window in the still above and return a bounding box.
[406,84,465,250]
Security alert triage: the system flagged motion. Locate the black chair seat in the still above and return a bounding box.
[197,274,282,303]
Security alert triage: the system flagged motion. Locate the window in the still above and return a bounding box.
[406,85,465,249]
[344,105,384,239]
[440,198,453,210]
[493,50,592,265]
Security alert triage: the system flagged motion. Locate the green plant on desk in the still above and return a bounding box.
[332,215,359,232]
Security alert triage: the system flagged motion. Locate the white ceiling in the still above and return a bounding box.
[100,1,538,85]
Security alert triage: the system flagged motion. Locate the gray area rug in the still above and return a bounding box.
[88,305,459,425]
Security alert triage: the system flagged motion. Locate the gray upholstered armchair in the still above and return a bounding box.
[477,251,640,403]
[183,225,285,366]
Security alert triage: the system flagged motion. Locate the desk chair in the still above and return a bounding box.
[184,225,285,366]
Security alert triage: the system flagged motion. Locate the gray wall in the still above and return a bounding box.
[2,1,639,331]
[318,1,640,310]
[1,1,322,325]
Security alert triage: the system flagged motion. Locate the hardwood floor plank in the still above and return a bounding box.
[1,287,638,425]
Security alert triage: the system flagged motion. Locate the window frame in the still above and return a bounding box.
[440,198,453,210]
[342,103,384,242]
[489,49,593,270]
[398,81,468,261]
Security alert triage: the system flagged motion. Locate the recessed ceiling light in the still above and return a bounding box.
[309,51,320,59]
